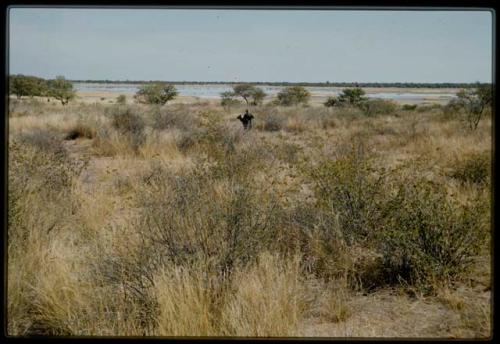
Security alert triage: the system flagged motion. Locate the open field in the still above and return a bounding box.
[7,96,491,338]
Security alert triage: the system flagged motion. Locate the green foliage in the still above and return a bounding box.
[223,85,267,106]
[378,178,488,292]
[359,99,398,116]
[116,95,127,104]
[448,152,491,185]
[323,96,338,107]
[109,106,146,151]
[46,76,76,105]
[307,144,385,246]
[337,88,368,106]
[402,104,417,111]
[276,86,311,106]
[135,83,178,105]
[456,84,493,130]
[9,74,47,99]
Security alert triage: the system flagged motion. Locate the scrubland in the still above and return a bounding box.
[7,96,491,337]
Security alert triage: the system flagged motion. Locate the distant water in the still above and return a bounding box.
[73,82,457,102]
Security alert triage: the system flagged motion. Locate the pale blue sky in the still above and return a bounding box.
[8,8,494,83]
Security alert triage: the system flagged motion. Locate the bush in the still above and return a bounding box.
[402,104,417,111]
[262,112,286,132]
[378,178,488,292]
[135,83,178,105]
[17,129,67,156]
[442,98,463,119]
[116,94,127,104]
[152,105,195,131]
[136,159,283,285]
[337,88,367,106]
[306,143,385,246]
[359,99,398,116]
[109,106,146,151]
[448,152,491,185]
[323,96,338,107]
[276,86,311,106]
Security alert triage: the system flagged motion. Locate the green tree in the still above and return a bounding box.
[456,84,493,130]
[134,83,178,105]
[276,86,311,106]
[231,84,267,106]
[337,87,368,106]
[47,76,76,105]
[9,74,46,99]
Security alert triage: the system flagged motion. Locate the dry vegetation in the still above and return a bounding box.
[7,96,491,338]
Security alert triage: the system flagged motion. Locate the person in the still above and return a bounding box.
[237,109,254,130]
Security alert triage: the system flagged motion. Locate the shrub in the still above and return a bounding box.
[65,125,95,140]
[116,94,127,104]
[448,152,491,185]
[151,105,195,131]
[276,86,311,106]
[323,96,338,107]
[109,106,146,151]
[442,98,463,119]
[359,99,398,116]
[135,83,178,105]
[262,112,286,132]
[402,104,417,111]
[17,129,67,156]
[337,87,368,106]
[378,178,488,292]
[306,143,385,246]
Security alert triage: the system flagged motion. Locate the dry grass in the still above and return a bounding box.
[7,97,491,338]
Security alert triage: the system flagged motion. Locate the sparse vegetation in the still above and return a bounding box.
[7,89,491,338]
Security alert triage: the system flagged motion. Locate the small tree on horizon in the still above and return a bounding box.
[134,83,178,105]
[230,84,267,106]
[337,87,368,106]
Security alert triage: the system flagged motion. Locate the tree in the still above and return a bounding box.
[47,76,76,105]
[134,83,178,105]
[276,86,311,106]
[456,84,492,130]
[337,87,368,106]
[9,74,46,99]
[250,87,266,105]
[231,84,267,106]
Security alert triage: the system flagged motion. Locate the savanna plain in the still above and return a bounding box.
[7,90,491,338]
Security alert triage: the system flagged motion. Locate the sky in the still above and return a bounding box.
[8,8,494,83]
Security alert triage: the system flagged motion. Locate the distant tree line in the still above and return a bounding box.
[69,79,491,89]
